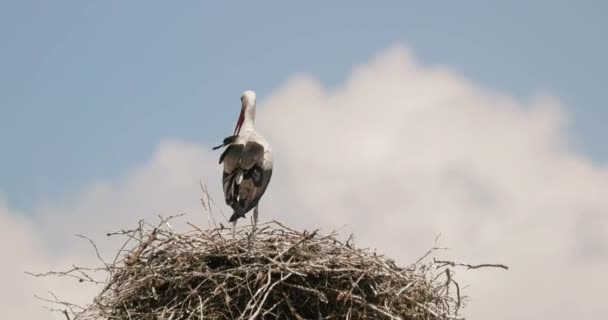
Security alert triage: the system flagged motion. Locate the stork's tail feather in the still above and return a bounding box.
[229,212,243,222]
[226,168,246,223]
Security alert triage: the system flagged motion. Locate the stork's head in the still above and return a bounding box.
[241,90,256,108]
[234,90,257,135]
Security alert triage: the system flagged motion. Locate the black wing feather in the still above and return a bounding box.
[219,138,272,223]
[219,144,244,164]
[212,135,239,150]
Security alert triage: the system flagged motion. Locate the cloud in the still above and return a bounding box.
[258,46,608,319]
[0,201,49,319]
[2,45,607,319]
[0,201,99,319]
[1,141,222,319]
[36,140,222,252]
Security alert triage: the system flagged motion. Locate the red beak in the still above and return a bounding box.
[234,110,244,135]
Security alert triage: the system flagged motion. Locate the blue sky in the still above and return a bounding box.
[3,3,608,318]
[1,0,606,211]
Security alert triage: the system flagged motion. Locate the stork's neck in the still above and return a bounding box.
[240,105,256,133]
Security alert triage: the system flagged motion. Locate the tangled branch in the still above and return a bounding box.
[30,215,507,319]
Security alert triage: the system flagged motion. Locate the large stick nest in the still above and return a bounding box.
[35,216,507,320]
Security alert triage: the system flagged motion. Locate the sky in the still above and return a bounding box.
[1,0,608,211]
[1,1,607,319]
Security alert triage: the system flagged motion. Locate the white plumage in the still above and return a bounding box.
[213,90,273,225]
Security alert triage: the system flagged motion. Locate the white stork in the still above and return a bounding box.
[213,90,273,225]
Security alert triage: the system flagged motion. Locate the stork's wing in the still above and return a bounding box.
[239,141,265,169]
[219,143,243,164]
[212,135,238,151]
[217,140,272,221]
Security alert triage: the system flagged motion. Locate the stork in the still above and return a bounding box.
[213,90,273,225]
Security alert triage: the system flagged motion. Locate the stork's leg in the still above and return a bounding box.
[249,206,259,234]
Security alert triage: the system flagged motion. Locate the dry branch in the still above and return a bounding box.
[434,259,509,271]
[31,217,507,320]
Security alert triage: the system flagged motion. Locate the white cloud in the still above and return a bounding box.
[1,45,607,319]
[0,201,99,320]
[0,141,223,319]
[258,46,608,319]
[0,201,49,319]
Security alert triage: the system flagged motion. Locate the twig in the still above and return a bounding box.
[124,228,157,266]
[75,234,110,268]
[434,259,509,270]
[30,213,506,320]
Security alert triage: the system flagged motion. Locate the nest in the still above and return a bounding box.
[35,216,507,320]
